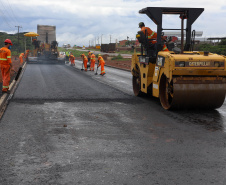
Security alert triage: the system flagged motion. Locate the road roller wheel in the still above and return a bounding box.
[159,75,173,110]
[132,74,143,97]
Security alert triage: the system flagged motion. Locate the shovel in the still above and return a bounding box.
[95,66,99,75]
[81,61,84,71]
[12,69,17,74]
[11,67,22,81]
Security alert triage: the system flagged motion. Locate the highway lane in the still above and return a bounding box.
[1,63,226,184]
[74,59,226,129]
[73,60,133,95]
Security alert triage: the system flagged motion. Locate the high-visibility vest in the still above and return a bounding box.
[0,47,12,65]
[148,31,156,39]
[91,54,95,61]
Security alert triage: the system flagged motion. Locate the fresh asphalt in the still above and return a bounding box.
[1,63,226,185]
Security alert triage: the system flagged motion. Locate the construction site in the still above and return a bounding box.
[1,4,226,185]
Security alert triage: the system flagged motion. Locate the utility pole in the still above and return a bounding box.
[97,36,99,44]
[101,34,103,45]
[24,37,26,52]
[110,35,111,43]
[15,26,22,53]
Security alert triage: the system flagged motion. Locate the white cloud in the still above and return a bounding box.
[1,0,226,46]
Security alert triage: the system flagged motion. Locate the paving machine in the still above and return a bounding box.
[28,25,65,64]
[131,7,226,109]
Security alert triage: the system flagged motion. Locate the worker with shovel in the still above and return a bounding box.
[97,54,106,76]
[81,54,88,71]
[0,39,13,93]
[88,51,91,63]
[90,53,96,71]
[69,53,75,66]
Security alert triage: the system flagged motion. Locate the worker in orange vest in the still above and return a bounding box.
[139,22,169,51]
[90,53,96,71]
[0,39,13,93]
[98,54,106,75]
[69,53,75,66]
[87,51,91,70]
[24,49,29,61]
[72,55,75,66]
[88,51,91,62]
[19,53,24,65]
[81,54,88,71]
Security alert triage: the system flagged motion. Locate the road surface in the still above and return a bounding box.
[1,62,226,185]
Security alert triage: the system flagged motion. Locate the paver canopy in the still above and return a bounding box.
[24,32,39,37]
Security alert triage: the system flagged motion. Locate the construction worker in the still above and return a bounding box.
[81,54,88,71]
[24,49,29,61]
[97,54,106,76]
[19,53,24,65]
[138,22,169,51]
[69,53,75,66]
[66,50,70,63]
[0,39,13,93]
[72,54,75,66]
[90,53,96,71]
[88,51,91,63]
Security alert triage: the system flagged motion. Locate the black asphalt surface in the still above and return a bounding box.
[1,63,226,185]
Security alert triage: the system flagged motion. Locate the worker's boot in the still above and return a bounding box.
[2,90,10,94]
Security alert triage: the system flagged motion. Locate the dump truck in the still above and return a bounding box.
[28,25,65,64]
[131,7,226,109]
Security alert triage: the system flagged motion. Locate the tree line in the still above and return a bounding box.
[194,39,226,55]
[0,32,33,56]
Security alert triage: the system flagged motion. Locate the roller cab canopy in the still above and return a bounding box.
[139,7,204,52]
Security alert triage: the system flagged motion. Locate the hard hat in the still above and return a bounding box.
[138,22,145,28]
[98,54,101,56]
[4,39,13,45]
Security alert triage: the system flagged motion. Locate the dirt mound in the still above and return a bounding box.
[105,60,131,71]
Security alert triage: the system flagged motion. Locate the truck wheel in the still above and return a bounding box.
[159,75,173,109]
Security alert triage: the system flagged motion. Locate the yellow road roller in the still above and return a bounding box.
[131,7,226,109]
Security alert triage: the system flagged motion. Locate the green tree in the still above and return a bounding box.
[0,32,33,55]
[219,39,226,45]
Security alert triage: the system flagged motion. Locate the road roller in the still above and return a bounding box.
[131,7,226,109]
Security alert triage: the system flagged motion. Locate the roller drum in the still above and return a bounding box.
[172,83,226,109]
[160,77,226,110]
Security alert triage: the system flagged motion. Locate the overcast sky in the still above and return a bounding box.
[0,0,225,46]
